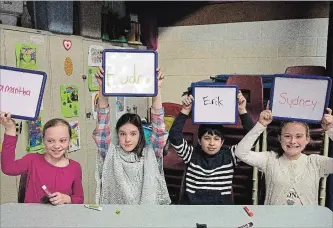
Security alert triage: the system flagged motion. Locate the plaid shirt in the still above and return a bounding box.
[92,106,168,159]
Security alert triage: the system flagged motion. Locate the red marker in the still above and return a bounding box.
[243,206,254,217]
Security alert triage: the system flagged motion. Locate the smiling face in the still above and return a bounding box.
[43,124,70,159]
[280,122,310,159]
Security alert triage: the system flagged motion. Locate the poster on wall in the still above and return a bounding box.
[116,96,126,120]
[88,45,103,67]
[27,114,44,153]
[60,85,80,118]
[64,57,74,76]
[15,43,38,70]
[88,67,100,91]
[69,121,81,152]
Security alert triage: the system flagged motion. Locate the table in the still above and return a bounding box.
[1,203,332,228]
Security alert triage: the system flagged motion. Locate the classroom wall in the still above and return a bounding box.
[0,25,148,204]
[157,18,328,103]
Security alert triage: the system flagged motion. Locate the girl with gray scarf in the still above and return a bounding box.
[92,66,171,205]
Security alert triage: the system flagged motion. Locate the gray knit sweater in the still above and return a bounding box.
[95,143,171,205]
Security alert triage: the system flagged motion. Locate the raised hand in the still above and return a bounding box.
[156,67,164,89]
[181,95,194,115]
[238,91,247,114]
[0,112,16,136]
[94,66,108,108]
[321,108,333,131]
[259,100,272,127]
[95,66,104,89]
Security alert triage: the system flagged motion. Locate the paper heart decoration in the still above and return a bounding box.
[63,40,72,51]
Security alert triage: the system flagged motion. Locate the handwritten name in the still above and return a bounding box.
[121,64,144,84]
[203,96,223,106]
[0,84,31,96]
[279,92,317,110]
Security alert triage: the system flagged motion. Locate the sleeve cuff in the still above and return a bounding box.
[326,127,333,137]
[4,133,17,142]
[256,121,267,130]
[151,107,164,115]
[96,105,110,114]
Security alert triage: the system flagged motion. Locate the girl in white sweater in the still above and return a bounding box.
[235,108,333,205]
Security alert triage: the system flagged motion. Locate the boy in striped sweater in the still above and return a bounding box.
[168,92,254,205]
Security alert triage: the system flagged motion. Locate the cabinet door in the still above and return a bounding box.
[1,29,50,204]
[82,39,108,203]
[48,35,89,203]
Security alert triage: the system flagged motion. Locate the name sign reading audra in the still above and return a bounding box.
[270,75,332,123]
[102,49,157,97]
[192,85,238,124]
[0,66,47,120]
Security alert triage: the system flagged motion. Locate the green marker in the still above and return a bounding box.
[84,204,102,211]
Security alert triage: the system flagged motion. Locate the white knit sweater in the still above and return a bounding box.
[235,123,333,205]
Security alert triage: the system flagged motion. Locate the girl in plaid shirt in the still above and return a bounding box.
[92,66,171,205]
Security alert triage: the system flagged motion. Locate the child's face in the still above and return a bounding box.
[118,123,140,152]
[43,125,70,159]
[280,122,310,159]
[199,133,224,155]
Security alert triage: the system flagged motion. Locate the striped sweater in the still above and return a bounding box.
[168,112,254,205]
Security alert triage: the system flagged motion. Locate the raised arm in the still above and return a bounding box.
[168,95,194,164]
[234,110,273,171]
[150,68,168,158]
[92,67,111,160]
[228,91,256,166]
[321,108,333,141]
[0,112,30,175]
[238,91,256,144]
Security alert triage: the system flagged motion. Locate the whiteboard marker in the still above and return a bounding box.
[238,222,253,228]
[42,185,52,197]
[244,206,254,217]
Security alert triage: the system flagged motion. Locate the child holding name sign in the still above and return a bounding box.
[235,106,333,205]
[322,108,333,139]
[0,114,84,204]
[92,66,171,205]
[168,91,254,205]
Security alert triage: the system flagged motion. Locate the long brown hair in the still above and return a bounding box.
[116,113,146,157]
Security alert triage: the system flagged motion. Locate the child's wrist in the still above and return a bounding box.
[5,128,16,136]
[65,194,72,204]
[181,108,191,116]
[258,120,267,127]
[239,108,247,115]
